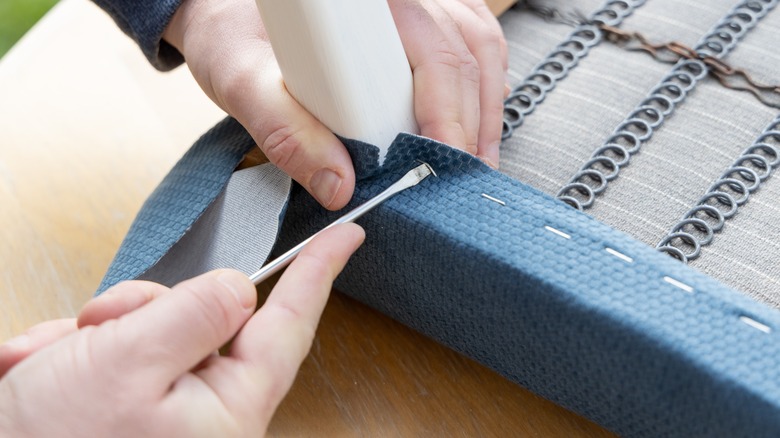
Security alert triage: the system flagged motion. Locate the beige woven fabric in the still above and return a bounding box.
[498,0,780,307]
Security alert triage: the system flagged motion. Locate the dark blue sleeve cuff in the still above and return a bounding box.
[92,0,185,71]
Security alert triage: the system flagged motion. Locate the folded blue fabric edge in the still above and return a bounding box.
[98,118,258,292]
[99,119,780,437]
[279,134,780,437]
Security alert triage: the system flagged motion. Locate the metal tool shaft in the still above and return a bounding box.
[249,163,435,284]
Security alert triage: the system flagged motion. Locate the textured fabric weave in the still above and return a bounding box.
[500,0,780,305]
[95,0,780,435]
[98,118,256,292]
[138,163,291,287]
[280,133,780,437]
[100,126,780,436]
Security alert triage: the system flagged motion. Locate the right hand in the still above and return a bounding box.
[163,0,507,210]
[0,224,365,437]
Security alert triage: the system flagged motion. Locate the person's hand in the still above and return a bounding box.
[0,224,365,437]
[162,0,508,210]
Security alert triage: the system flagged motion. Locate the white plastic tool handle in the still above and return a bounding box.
[255,0,418,163]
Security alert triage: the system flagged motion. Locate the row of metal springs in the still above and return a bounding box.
[501,0,646,140]
[657,116,780,262]
[555,0,779,210]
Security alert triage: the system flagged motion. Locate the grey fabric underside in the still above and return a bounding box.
[139,163,291,287]
[500,0,780,307]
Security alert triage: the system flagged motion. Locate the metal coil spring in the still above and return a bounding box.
[657,115,780,263]
[555,0,779,211]
[502,0,646,140]
[695,0,777,57]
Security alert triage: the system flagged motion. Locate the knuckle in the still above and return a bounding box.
[429,44,480,87]
[177,279,238,340]
[213,61,256,114]
[195,287,235,336]
[419,119,465,145]
[430,44,464,71]
[296,253,333,281]
[462,53,480,84]
[483,27,504,49]
[480,28,508,70]
[260,124,303,172]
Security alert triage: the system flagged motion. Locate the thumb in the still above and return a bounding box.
[169,0,356,210]
[230,67,357,210]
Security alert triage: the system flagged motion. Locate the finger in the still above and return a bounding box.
[0,318,77,377]
[78,281,169,328]
[102,269,257,387]
[225,54,356,210]
[459,0,509,71]
[390,0,479,153]
[445,0,507,168]
[208,224,364,420]
[185,24,356,211]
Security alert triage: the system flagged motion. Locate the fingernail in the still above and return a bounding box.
[4,334,30,351]
[310,169,342,208]
[217,272,255,310]
[504,83,511,98]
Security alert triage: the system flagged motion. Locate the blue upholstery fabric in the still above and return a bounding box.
[91,0,780,433]
[91,0,184,70]
[100,120,780,437]
[98,118,256,292]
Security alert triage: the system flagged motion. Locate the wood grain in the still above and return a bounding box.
[267,291,614,437]
[0,1,614,436]
[486,0,518,16]
[0,0,227,339]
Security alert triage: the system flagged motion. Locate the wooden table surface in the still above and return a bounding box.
[0,1,614,436]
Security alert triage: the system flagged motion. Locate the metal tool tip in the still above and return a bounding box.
[415,161,438,178]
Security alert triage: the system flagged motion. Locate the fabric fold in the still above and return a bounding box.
[97,117,256,292]
[99,125,780,437]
